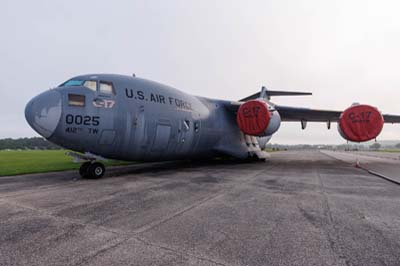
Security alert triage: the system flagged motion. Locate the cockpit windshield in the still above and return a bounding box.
[60,79,85,87]
[59,79,97,92]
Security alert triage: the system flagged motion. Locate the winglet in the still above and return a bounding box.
[239,86,312,102]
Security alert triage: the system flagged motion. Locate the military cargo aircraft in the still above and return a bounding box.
[25,74,400,179]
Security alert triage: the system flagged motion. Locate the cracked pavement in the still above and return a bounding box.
[1,151,400,266]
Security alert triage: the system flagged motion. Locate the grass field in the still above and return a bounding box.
[380,149,400,153]
[0,150,132,177]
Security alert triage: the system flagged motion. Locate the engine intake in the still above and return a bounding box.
[236,100,281,136]
[338,104,384,142]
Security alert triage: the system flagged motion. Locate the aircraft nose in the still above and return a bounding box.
[25,90,62,138]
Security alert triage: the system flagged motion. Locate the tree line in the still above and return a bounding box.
[2,137,400,151]
[0,137,61,150]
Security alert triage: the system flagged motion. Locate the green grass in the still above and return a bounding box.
[0,150,132,176]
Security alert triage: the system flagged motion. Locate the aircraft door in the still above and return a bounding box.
[150,121,172,158]
[93,81,118,146]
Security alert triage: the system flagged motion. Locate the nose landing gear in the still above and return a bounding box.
[79,161,105,179]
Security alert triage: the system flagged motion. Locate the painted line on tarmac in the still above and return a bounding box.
[320,150,400,186]
[356,164,400,186]
[353,152,400,161]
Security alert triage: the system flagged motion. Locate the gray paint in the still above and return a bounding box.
[25,74,269,161]
[25,74,400,161]
[25,90,62,139]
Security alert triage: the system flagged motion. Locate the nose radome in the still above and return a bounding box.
[25,90,62,138]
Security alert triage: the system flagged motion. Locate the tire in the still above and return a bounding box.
[87,162,106,179]
[79,162,91,178]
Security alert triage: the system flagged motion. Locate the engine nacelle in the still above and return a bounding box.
[338,104,384,142]
[236,100,281,136]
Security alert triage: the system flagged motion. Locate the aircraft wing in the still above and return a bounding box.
[240,91,312,102]
[224,102,400,124]
[275,105,400,124]
[275,105,341,122]
[232,87,400,124]
[381,114,400,124]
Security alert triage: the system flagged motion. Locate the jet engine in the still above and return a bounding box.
[236,100,281,136]
[338,104,384,142]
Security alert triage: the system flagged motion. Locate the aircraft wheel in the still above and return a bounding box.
[79,162,91,178]
[87,162,106,179]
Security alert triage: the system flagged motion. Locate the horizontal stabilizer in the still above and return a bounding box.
[239,87,312,102]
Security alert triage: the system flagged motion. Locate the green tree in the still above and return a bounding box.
[370,142,381,150]
[0,137,61,150]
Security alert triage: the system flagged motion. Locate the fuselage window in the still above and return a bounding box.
[68,94,85,107]
[83,80,97,91]
[194,122,200,132]
[183,120,190,131]
[99,81,115,95]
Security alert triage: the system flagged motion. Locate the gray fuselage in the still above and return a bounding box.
[25,74,271,161]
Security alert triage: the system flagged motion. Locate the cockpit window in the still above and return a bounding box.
[60,79,97,92]
[68,94,85,107]
[61,79,85,87]
[60,79,115,95]
[83,80,97,91]
[99,81,115,95]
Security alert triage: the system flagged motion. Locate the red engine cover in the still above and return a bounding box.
[339,104,384,142]
[236,100,271,136]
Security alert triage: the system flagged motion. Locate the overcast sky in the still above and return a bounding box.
[1,0,400,144]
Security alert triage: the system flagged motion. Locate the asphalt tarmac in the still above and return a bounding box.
[323,150,400,183]
[1,150,400,266]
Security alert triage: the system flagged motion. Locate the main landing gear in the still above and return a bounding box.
[79,161,105,179]
[66,152,107,179]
